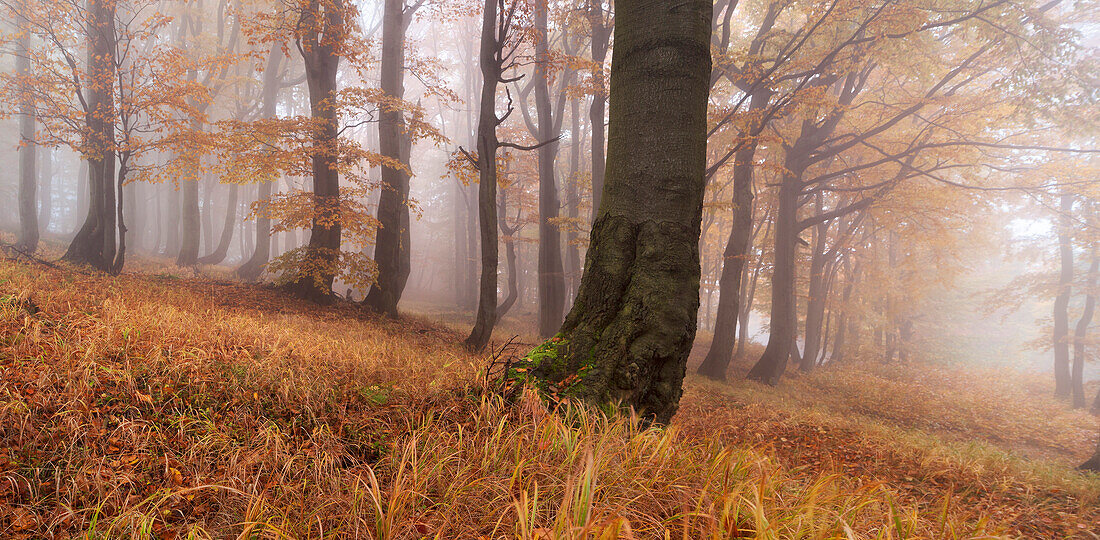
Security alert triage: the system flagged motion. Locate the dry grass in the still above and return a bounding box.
[0,249,1097,539]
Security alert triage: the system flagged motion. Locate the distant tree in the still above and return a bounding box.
[14,4,37,252]
[513,0,712,424]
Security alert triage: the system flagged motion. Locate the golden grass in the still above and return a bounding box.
[0,251,1097,539]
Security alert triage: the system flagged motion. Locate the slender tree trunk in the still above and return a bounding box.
[1072,244,1098,408]
[464,0,505,351]
[831,258,858,364]
[176,117,204,266]
[39,147,52,234]
[747,163,803,385]
[198,182,239,265]
[532,0,567,337]
[365,0,416,317]
[16,16,38,252]
[496,185,519,322]
[565,97,583,302]
[75,160,88,234]
[520,0,712,424]
[1054,194,1074,398]
[736,235,764,358]
[697,94,765,379]
[800,207,830,371]
[63,0,116,271]
[587,0,611,223]
[236,46,283,280]
[453,179,469,307]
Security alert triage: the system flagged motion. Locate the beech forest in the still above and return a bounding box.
[0,0,1099,537]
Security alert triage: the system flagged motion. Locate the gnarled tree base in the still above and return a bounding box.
[511,216,700,425]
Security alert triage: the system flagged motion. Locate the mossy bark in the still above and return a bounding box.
[516,0,712,424]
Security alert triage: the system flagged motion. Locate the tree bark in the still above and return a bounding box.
[365,0,416,317]
[1054,193,1074,398]
[464,0,506,351]
[16,13,38,252]
[63,0,117,271]
[236,46,283,280]
[285,0,343,302]
[198,182,239,265]
[39,145,53,235]
[176,116,204,266]
[530,0,568,337]
[746,139,807,385]
[518,0,712,424]
[1072,243,1097,408]
[696,92,767,379]
[800,201,830,371]
[587,0,611,223]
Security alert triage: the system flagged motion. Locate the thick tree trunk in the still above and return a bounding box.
[464,0,505,351]
[365,0,415,317]
[236,46,283,280]
[63,0,116,271]
[518,0,712,424]
[1054,194,1073,398]
[16,18,38,252]
[1072,245,1098,408]
[287,4,343,303]
[198,182,239,265]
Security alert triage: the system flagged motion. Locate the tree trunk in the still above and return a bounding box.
[236,46,283,280]
[198,182,239,265]
[1080,429,1100,472]
[830,257,858,364]
[565,97,583,302]
[16,15,38,253]
[518,0,712,424]
[453,179,470,307]
[532,0,567,338]
[287,3,343,302]
[697,93,765,379]
[63,0,116,271]
[176,118,203,266]
[365,0,415,317]
[1054,193,1073,398]
[1072,244,1098,408]
[746,157,804,385]
[39,147,52,235]
[800,203,830,371]
[464,0,505,351]
[587,0,611,223]
[496,185,519,322]
[736,236,764,358]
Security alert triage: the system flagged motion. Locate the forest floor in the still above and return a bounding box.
[1,243,1098,539]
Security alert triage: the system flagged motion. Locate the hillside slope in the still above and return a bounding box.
[0,254,1097,539]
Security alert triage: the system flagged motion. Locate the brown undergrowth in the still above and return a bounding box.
[0,251,1097,538]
